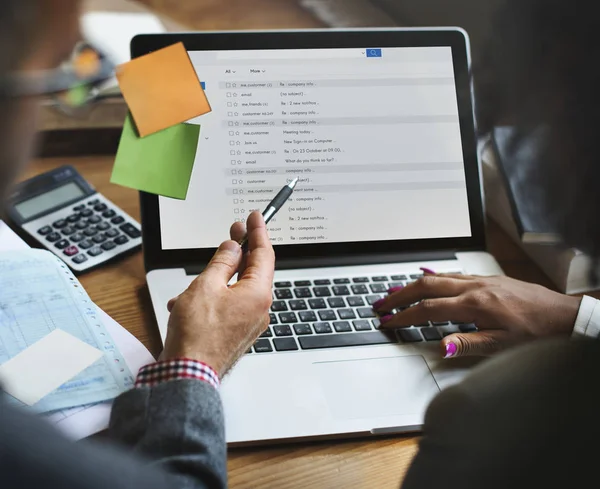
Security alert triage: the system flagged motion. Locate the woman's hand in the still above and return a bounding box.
[374,273,582,358]
[161,211,275,376]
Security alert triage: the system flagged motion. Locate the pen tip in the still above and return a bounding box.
[290,177,299,188]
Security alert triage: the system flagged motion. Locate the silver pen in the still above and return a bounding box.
[238,177,299,250]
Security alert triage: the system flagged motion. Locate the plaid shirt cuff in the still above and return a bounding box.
[135,359,220,390]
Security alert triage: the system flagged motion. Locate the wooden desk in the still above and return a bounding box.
[22,155,565,488]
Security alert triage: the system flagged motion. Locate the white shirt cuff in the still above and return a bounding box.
[572,296,600,339]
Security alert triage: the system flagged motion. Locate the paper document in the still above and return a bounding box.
[116,42,211,137]
[0,250,134,412]
[0,329,103,406]
[0,221,155,438]
[111,114,201,199]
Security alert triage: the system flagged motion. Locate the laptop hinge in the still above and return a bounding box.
[184,250,457,275]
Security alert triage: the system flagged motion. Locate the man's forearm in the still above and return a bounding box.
[109,362,227,489]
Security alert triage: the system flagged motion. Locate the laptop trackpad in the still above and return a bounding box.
[315,355,440,420]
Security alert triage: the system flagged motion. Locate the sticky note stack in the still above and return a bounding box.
[110,42,211,199]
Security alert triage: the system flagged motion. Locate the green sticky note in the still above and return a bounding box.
[110,115,200,199]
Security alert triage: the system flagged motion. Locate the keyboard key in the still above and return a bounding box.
[75,221,89,230]
[351,284,369,295]
[388,282,404,289]
[338,309,356,320]
[294,324,312,335]
[366,295,383,305]
[63,245,78,256]
[333,278,350,284]
[275,281,292,288]
[370,283,387,293]
[333,321,352,332]
[308,298,327,309]
[70,232,84,242]
[79,239,93,250]
[269,313,278,325]
[38,226,52,235]
[66,213,81,223]
[459,323,478,333]
[97,221,110,231]
[275,289,293,300]
[46,232,61,242]
[119,223,141,238]
[254,339,273,353]
[327,297,346,308]
[319,310,337,321]
[102,209,116,218]
[80,209,93,217]
[422,328,442,341]
[294,280,311,286]
[314,322,333,334]
[273,337,299,352]
[88,246,103,257]
[260,327,273,338]
[289,300,308,311]
[73,204,86,211]
[391,275,407,281]
[271,300,288,312]
[88,198,100,205]
[61,226,75,236]
[353,320,372,331]
[313,287,331,297]
[114,235,129,245]
[84,227,98,237]
[314,279,331,285]
[111,216,125,225]
[274,325,293,337]
[299,331,397,350]
[101,241,117,251]
[299,310,317,322]
[88,215,101,224]
[432,321,451,326]
[353,277,369,283]
[372,276,389,282]
[93,203,108,212]
[357,308,376,318]
[399,329,423,343]
[332,285,350,296]
[92,234,107,244]
[372,318,381,329]
[72,254,88,264]
[347,296,365,307]
[294,287,312,298]
[54,239,69,250]
[279,312,298,324]
[410,274,423,280]
[52,219,67,229]
[105,228,119,238]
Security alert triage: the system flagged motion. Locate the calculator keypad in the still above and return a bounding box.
[30,195,142,272]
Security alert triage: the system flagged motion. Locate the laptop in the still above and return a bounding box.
[137,29,503,445]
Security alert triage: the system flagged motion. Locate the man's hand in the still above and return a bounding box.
[374,273,581,358]
[161,211,275,376]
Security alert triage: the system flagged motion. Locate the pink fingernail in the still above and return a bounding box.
[420,267,436,274]
[379,315,394,325]
[444,342,457,359]
[388,286,404,294]
[373,299,386,310]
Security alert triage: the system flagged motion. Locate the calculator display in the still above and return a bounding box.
[14,182,85,220]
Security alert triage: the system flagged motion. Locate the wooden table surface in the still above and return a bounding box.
[22,155,567,488]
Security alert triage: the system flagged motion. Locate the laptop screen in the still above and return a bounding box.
[158,46,471,250]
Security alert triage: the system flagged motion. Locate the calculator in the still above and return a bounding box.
[6,165,142,273]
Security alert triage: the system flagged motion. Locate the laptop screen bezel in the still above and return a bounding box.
[134,30,485,272]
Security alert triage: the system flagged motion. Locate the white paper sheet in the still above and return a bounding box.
[0,221,155,438]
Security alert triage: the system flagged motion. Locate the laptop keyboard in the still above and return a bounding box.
[251,272,477,353]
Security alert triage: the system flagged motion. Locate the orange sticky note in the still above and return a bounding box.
[116,42,211,137]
